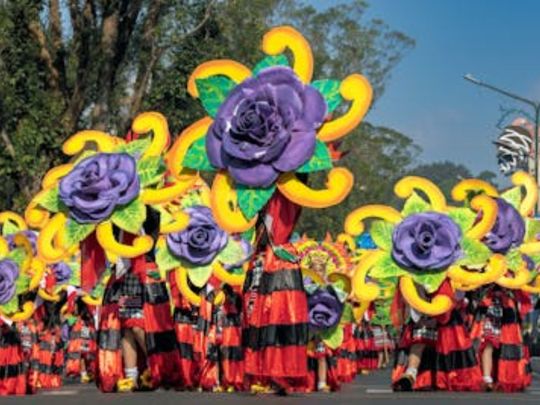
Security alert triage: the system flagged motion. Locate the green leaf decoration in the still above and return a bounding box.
[156,245,182,272]
[370,220,395,251]
[448,207,477,234]
[369,253,407,279]
[458,237,492,266]
[321,326,344,350]
[253,54,289,75]
[410,270,447,294]
[154,206,175,228]
[137,156,166,187]
[0,296,19,315]
[341,303,355,323]
[35,187,62,213]
[68,262,81,287]
[311,79,343,113]
[110,198,146,234]
[15,273,30,295]
[401,191,431,216]
[90,269,111,299]
[506,249,523,271]
[241,227,256,243]
[115,137,152,158]
[7,248,26,267]
[296,140,333,173]
[526,218,540,243]
[501,186,522,210]
[274,246,298,263]
[218,240,247,266]
[528,253,540,267]
[64,220,95,248]
[182,137,215,171]
[186,264,213,288]
[2,221,20,236]
[196,76,237,118]
[237,184,276,220]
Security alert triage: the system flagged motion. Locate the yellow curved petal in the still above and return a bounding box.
[519,241,540,255]
[512,171,538,217]
[187,60,252,98]
[451,281,482,292]
[261,25,313,83]
[132,111,169,159]
[213,262,245,287]
[10,302,35,322]
[300,266,326,285]
[394,176,447,212]
[167,117,213,179]
[141,178,197,205]
[351,250,384,302]
[62,130,117,156]
[13,233,33,274]
[344,205,402,236]
[451,178,499,202]
[37,213,69,263]
[160,211,190,234]
[82,293,103,307]
[213,291,226,306]
[447,254,506,286]
[42,164,73,189]
[317,74,373,142]
[28,258,46,291]
[210,171,257,233]
[466,195,498,240]
[337,233,356,252]
[399,276,453,316]
[277,168,354,209]
[0,211,27,232]
[176,266,201,306]
[522,275,540,294]
[353,300,370,321]
[24,198,50,229]
[96,221,153,259]
[496,261,531,289]
[38,288,61,302]
[0,237,8,258]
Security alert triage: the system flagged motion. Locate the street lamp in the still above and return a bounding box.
[464,73,540,214]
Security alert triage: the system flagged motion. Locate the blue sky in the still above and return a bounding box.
[313,0,540,183]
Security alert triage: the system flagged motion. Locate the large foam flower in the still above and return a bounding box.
[482,198,525,254]
[0,259,18,304]
[52,262,72,285]
[307,285,344,332]
[207,67,326,187]
[59,153,140,224]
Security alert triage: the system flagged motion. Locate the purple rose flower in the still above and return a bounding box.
[0,259,18,304]
[482,198,525,254]
[59,153,140,224]
[6,231,37,255]
[52,262,72,284]
[207,67,327,187]
[392,212,462,271]
[167,206,228,266]
[308,286,344,332]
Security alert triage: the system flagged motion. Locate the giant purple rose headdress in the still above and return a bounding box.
[169,26,372,235]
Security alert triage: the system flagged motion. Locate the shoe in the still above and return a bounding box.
[317,383,331,393]
[117,378,136,392]
[80,374,93,384]
[139,369,153,390]
[393,374,414,392]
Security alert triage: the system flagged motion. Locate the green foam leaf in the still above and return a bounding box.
[458,237,491,267]
[15,273,30,295]
[321,325,344,349]
[311,79,343,113]
[35,187,62,213]
[182,137,215,171]
[369,253,407,279]
[186,264,213,288]
[115,137,152,159]
[218,239,247,266]
[156,245,182,272]
[196,76,237,117]
[410,270,447,294]
[137,156,166,187]
[0,295,19,315]
[296,140,333,173]
[111,198,146,234]
[2,221,20,236]
[401,191,431,216]
[6,248,26,267]
[253,54,289,75]
[64,220,95,247]
[370,220,395,251]
[448,207,477,234]
[506,249,523,271]
[526,218,540,243]
[237,184,276,220]
[501,186,522,210]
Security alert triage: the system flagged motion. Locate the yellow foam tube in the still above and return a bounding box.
[213,262,245,286]
[82,293,103,307]
[451,179,498,202]
[28,258,46,291]
[38,288,61,302]
[353,300,370,322]
[10,302,35,322]
[452,281,481,292]
[167,117,213,179]
[210,171,257,233]
[160,211,190,234]
[496,261,531,289]
[395,176,447,212]
[96,221,153,259]
[337,233,356,252]
[0,237,8,257]
[261,25,313,83]
[399,276,453,316]
[0,212,27,232]
[37,213,69,263]
[176,266,201,306]
[512,171,538,217]
[522,275,540,294]
[24,198,50,229]
[277,168,354,209]
[187,60,252,98]
[42,164,73,189]
[13,233,33,273]
[352,250,384,302]
[132,111,169,159]
[447,254,506,286]
[466,195,498,240]
[141,177,196,205]
[300,266,326,285]
[344,205,402,236]
[317,74,373,142]
[62,130,117,155]
[519,241,540,255]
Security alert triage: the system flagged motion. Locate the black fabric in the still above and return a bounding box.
[0,327,21,348]
[0,364,23,378]
[475,306,520,325]
[498,344,524,361]
[144,282,169,305]
[243,323,308,350]
[177,342,194,360]
[257,269,304,295]
[98,329,121,351]
[395,346,478,373]
[220,346,244,361]
[146,330,177,355]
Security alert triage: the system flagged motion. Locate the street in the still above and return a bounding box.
[3,368,540,405]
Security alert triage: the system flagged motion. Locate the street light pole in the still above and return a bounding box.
[464,74,540,215]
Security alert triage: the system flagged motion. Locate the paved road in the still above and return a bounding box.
[4,369,540,405]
